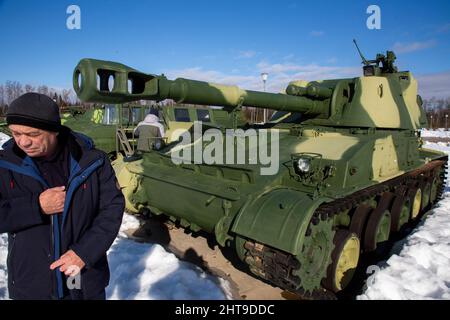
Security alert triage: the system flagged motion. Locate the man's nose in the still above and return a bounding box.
[19,136,32,147]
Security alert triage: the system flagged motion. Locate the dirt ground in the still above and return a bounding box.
[123,215,291,300]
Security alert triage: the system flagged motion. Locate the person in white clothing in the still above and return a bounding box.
[134,110,165,151]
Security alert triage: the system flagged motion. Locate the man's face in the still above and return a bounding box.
[9,124,58,158]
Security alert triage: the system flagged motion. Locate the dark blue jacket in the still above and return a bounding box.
[0,129,125,299]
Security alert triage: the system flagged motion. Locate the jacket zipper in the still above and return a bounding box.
[61,158,104,228]
[9,233,16,285]
[66,157,103,187]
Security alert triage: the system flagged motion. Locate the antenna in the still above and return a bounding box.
[353,39,369,66]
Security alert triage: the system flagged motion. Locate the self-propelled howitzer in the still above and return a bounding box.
[73,53,446,297]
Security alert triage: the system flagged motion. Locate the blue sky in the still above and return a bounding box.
[0,0,449,98]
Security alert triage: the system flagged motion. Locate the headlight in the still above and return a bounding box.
[296,158,311,173]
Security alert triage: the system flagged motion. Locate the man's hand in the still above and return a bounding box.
[39,186,66,215]
[50,250,85,277]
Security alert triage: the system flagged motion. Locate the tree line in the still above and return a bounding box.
[423,97,450,129]
[0,81,82,116]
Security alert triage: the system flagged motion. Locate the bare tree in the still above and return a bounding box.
[0,84,4,106]
[5,81,14,105]
[37,85,49,96]
[2,81,23,105]
[24,84,35,93]
[74,95,81,106]
[425,97,450,129]
[49,91,57,101]
[62,89,72,105]
[12,81,23,101]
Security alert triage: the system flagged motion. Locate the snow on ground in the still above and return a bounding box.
[359,141,450,300]
[421,128,450,138]
[0,132,10,147]
[107,214,232,300]
[423,141,450,152]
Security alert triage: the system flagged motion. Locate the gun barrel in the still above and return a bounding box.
[73,58,329,116]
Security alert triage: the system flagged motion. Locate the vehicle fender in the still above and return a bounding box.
[231,188,328,255]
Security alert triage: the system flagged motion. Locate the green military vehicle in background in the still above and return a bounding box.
[62,104,151,156]
[161,104,246,143]
[61,103,245,157]
[73,48,447,298]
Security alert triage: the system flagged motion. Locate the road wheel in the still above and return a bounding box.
[349,204,372,239]
[323,230,360,292]
[363,192,393,251]
[408,187,422,220]
[390,195,411,232]
[429,177,440,204]
[419,179,431,210]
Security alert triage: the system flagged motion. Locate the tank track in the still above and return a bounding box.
[243,240,336,299]
[242,157,448,299]
[436,157,448,200]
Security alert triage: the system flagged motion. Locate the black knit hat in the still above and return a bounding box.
[6,92,62,132]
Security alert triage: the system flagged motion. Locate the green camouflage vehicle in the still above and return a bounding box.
[62,104,153,156]
[62,103,244,156]
[73,49,447,297]
[162,104,246,142]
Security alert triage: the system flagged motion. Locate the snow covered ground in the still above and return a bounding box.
[421,128,450,138]
[0,133,9,148]
[107,214,232,300]
[0,131,449,300]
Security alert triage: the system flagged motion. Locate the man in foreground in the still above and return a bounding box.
[0,92,125,299]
